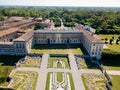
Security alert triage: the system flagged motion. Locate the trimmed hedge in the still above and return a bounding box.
[102,49,120,59]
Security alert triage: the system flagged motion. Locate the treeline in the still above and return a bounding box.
[0,7,120,33]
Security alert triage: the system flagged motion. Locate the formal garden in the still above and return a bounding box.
[45,72,75,90]
[0,55,24,87]
[82,73,107,90]
[8,70,38,90]
[48,56,69,68]
[31,44,86,55]
[16,55,42,68]
[75,57,93,69]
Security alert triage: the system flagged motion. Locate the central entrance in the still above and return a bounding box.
[47,38,50,44]
[67,38,69,44]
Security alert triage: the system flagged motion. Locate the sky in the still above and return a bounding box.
[0,0,120,7]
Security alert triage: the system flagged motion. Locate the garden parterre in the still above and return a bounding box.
[9,71,38,90]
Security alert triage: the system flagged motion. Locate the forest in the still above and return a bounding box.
[0,7,120,34]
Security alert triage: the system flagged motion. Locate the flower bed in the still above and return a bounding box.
[9,71,38,90]
[82,73,107,90]
[18,55,41,68]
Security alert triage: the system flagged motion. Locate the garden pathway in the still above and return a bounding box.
[69,54,85,90]
[14,54,120,90]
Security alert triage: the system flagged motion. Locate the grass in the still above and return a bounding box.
[45,72,75,90]
[67,73,75,90]
[45,72,51,90]
[57,72,63,83]
[106,44,120,52]
[97,34,119,40]
[31,44,87,55]
[111,75,120,90]
[81,75,89,90]
[49,57,69,68]
[0,55,24,87]
[102,59,120,70]
[57,63,62,68]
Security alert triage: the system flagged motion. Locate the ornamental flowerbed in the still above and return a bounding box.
[18,55,41,68]
[9,71,38,90]
[76,58,87,69]
[82,73,107,90]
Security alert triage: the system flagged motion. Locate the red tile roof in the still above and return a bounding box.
[0,28,19,37]
[14,30,34,42]
[75,24,104,44]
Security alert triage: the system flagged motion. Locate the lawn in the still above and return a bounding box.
[106,44,120,52]
[31,44,87,55]
[57,72,63,83]
[45,72,51,90]
[0,55,24,87]
[9,71,38,90]
[111,75,120,90]
[67,73,75,90]
[97,34,119,40]
[49,57,69,68]
[102,59,120,70]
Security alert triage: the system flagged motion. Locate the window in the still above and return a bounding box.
[16,44,18,48]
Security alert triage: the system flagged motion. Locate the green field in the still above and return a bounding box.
[49,57,69,68]
[111,75,120,90]
[97,34,120,52]
[106,44,120,52]
[31,44,87,55]
[97,34,119,40]
[0,55,24,86]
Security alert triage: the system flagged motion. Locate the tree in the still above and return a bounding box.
[118,36,120,40]
[110,39,113,45]
[116,39,119,44]
[112,36,114,40]
[34,23,44,30]
[105,38,108,44]
[0,15,5,21]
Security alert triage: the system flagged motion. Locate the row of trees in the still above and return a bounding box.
[104,36,120,44]
[0,7,120,33]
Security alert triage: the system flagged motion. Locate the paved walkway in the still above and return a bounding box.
[13,54,120,90]
[37,54,49,90]
[69,54,85,90]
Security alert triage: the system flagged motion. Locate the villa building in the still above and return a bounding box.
[0,20,104,60]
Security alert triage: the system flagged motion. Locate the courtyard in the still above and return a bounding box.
[31,44,87,55]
